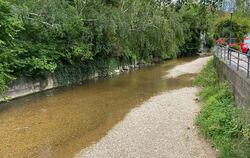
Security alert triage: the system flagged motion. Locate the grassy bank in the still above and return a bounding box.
[194,59,250,158]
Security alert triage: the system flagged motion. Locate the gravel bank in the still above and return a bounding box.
[166,56,212,78]
[75,87,216,158]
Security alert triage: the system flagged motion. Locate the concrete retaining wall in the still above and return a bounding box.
[0,65,139,102]
[214,56,250,107]
[0,75,58,102]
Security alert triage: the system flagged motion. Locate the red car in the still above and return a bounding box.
[240,37,250,54]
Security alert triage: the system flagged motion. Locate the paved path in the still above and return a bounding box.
[75,57,216,158]
[217,48,249,73]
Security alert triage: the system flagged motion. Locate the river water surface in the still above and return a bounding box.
[0,57,197,158]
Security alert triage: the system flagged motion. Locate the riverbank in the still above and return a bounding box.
[195,59,250,158]
[76,87,216,158]
[76,57,216,158]
[0,63,143,102]
[1,56,210,103]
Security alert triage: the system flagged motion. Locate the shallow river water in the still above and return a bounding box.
[0,57,197,158]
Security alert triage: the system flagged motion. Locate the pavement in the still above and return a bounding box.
[217,47,250,74]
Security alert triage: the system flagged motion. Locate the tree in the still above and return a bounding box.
[214,13,250,41]
[0,0,23,95]
[0,0,214,94]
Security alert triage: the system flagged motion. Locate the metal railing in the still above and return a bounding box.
[216,45,250,78]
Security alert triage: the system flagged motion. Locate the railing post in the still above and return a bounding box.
[224,47,226,60]
[219,45,221,57]
[217,45,219,56]
[229,49,232,65]
[216,45,218,56]
[237,51,240,71]
[221,46,223,59]
[227,48,230,60]
[248,55,250,78]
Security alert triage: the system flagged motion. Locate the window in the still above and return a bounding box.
[244,39,250,44]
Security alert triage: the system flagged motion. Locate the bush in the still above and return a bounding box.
[231,44,241,51]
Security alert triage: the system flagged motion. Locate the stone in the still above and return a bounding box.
[123,66,130,71]
[114,69,120,74]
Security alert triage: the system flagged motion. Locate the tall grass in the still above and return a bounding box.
[194,59,250,158]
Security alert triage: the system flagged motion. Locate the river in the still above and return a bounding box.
[0,57,198,158]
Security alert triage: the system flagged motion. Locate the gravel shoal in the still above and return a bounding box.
[75,87,216,158]
[166,56,212,78]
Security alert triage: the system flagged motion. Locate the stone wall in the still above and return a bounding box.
[214,56,250,107]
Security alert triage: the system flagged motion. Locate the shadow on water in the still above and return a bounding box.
[0,57,198,158]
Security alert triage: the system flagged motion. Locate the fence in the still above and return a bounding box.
[216,45,250,78]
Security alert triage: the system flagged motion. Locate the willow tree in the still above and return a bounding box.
[0,0,23,95]
[0,0,214,93]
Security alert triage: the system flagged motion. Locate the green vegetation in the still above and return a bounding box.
[2,0,250,96]
[0,0,213,95]
[210,0,250,43]
[195,59,250,158]
[0,0,23,95]
[214,13,250,42]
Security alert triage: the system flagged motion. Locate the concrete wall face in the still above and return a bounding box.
[0,65,137,102]
[214,56,250,107]
[0,76,58,102]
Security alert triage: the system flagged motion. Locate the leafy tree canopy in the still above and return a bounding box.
[0,0,214,95]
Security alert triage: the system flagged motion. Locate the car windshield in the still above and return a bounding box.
[244,39,250,44]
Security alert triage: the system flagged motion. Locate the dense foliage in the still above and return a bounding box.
[195,59,250,158]
[0,0,23,96]
[2,0,250,95]
[208,0,250,43]
[214,13,250,42]
[0,0,213,95]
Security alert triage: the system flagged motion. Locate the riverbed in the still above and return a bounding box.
[0,57,208,158]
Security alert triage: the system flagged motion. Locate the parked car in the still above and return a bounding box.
[240,36,250,54]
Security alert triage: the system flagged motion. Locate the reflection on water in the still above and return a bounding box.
[0,57,197,158]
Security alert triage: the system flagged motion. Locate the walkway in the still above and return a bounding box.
[216,46,250,78]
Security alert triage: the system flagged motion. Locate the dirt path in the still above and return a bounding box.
[76,57,216,158]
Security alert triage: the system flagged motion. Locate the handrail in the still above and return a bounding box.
[216,45,250,78]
